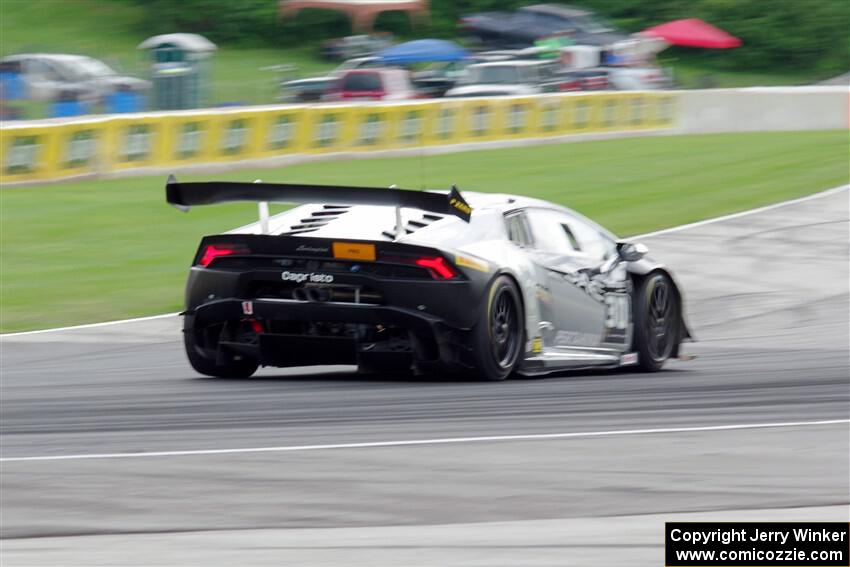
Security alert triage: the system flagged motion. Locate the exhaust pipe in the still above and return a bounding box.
[304,288,332,302]
[294,287,332,302]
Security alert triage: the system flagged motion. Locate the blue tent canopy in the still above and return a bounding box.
[378,39,469,64]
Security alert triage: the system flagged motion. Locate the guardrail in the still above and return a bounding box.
[0,92,677,184]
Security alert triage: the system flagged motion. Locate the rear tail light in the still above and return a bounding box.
[581,77,605,90]
[415,256,459,279]
[198,244,248,267]
[247,319,265,334]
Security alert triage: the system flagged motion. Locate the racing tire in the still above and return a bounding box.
[470,275,525,381]
[632,272,680,372]
[183,320,259,378]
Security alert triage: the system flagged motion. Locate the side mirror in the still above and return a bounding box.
[617,241,648,262]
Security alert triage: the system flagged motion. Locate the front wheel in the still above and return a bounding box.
[632,273,680,372]
[470,276,525,381]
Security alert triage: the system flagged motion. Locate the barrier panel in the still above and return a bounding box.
[0,125,58,182]
[0,92,679,184]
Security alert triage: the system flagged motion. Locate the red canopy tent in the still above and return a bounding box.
[642,18,742,49]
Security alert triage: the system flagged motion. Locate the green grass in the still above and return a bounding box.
[2,130,847,332]
[0,0,336,116]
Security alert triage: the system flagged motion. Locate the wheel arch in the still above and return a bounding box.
[627,266,692,356]
[491,269,531,357]
[492,269,527,329]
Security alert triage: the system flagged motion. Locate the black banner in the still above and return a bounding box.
[666,522,849,566]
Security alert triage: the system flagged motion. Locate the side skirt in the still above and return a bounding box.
[517,348,625,376]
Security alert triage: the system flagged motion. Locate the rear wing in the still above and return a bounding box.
[165,176,473,223]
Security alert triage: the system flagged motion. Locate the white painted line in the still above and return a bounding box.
[631,184,849,240]
[2,419,846,463]
[0,312,179,338]
[3,183,846,337]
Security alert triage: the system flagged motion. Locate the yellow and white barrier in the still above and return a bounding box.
[0,92,678,184]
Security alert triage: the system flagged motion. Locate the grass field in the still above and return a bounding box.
[1,130,847,332]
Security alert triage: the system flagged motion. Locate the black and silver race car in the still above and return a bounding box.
[167,177,691,380]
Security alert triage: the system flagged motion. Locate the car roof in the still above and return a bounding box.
[521,4,591,18]
[4,53,96,63]
[235,191,616,243]
[469,60,552,68]
[343,68,400,74]
[285,76,332,85]
[462,191,558,211]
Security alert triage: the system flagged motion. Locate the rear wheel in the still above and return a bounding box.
[470,276,525,381]
[632,273,679,372]
[183,319,258,378]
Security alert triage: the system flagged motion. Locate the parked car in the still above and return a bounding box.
[606,66,671,90]
[551,68,610,91]
[333,56,383,73]
[279,76,337,103]
[279,57,386,103]
[1,53,149,103]
[328,69,419,101]
[319,34,394,61]
[445,60,560,97]
[460,4,625,48]
[411,60,474,97]
[560,43,671,91]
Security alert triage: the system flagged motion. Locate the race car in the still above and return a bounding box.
[167,177,691,380]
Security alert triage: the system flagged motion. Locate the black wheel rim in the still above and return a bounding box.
[490,288,521,369]
[646,279,675,362]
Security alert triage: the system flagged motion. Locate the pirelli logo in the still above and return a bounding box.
[447,186,472,222]
[449,197,471,216]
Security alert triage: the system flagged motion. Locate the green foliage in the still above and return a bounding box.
[133,0,281,46]
[128,0,848,75]
[577,0,849,74]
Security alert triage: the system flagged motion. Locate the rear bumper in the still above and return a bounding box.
[192,297,444,335]
[186,265,482,330]
[188,298,472,371]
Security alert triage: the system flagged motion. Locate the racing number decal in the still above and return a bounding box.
[605,294,628,330]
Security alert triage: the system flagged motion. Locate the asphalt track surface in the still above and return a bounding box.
[1,187,848,566]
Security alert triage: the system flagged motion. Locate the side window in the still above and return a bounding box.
[26,60,51,80]
[505,212,533,247]
[525,209,583,255]
[525,209,615,263]
[45,62,69,81]
[567,217,617,263]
